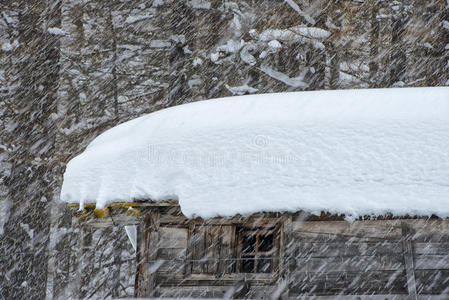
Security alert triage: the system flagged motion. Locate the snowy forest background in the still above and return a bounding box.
[0,0,448,298]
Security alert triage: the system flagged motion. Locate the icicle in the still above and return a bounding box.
[125,225,137,252]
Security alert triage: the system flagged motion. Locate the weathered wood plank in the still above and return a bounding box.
[294,242,403,257]
[135,210,160,298]
[402,224,417,300]
[84,215,141,228]
[160,214,283,226]
[289,270,407,295]
[414,243,449,255]
[156,248,186,273]
[206,226,218,274]
[187,224,238,276]
[415,269,449,294]
[291,255,405,272]
[135,218,147,297]
[406,219,449,242]
[147,210,160,297]
[160,215,190,225]
[155,274,276,286]
[158,226,188,249]
[406,219,449,233]
[157,286,231,299]
[157,285,277,299]
[158,248,186,259]
[218,225,234,275]
[414,255,449,269]
[191,224,206,274]
[280,215,293,300]
[292,220,402,239]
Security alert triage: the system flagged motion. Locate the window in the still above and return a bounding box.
[237,227,277,273]
[186,222,280,277]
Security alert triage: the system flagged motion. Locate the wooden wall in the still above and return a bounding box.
[286,219,449,298]
[287,220,407,296]
[87,206,449,299]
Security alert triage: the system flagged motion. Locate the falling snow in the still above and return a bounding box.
[1,0,448,299]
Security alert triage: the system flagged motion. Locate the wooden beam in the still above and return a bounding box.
[184,222,194,278]
[84,215,141,228]
[402,223,418,300]
[67,200,179,209]
[292,220,403,240]
[135,218,146,297]
[135,210,160,298]
[279,215,292,300]
[160,214,283,226]
[148,210,160,297]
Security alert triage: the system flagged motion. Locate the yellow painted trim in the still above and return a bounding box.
[67,202,141,209]
[93,208,109,218]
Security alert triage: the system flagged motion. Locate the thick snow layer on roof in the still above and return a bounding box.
[61,87,449,219]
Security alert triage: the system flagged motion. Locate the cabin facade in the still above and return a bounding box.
[63,87,449,299]
[74,202,449,299]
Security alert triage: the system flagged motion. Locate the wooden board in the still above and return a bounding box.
[289,270,407,295]
[157,285,277,299]
[292,255,405,272]
[158,227,188,249]
[188,224,235,276]
[135,210,160,297]
[414,255,449,269]
[156,248,186,274]
[405,220,449,242]
[293,241,403,257]
[292,220,402,240]
[288,221,409,296]
[414,269,449,294]
[414,243,449,255]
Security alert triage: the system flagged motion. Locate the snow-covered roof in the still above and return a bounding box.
[61,87,449,219]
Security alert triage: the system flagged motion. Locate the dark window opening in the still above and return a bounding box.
[238,228,276,273]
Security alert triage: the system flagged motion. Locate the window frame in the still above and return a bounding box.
[185,217,282,280]
[236,226,280,275]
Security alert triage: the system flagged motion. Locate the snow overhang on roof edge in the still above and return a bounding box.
[61,87,449,219]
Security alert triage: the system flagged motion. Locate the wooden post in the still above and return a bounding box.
[402,223,417,300]
[185,222,195,278]
[135,209,160,298]
[279,215,293,300]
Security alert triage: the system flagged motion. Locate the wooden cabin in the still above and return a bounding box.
[63,88,449,299]
[71,201,449,299]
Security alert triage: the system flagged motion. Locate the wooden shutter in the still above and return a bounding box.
[187,223,234,276]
